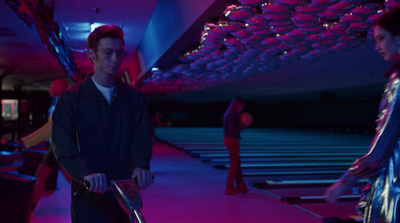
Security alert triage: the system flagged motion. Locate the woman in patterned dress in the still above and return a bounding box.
[324,8,400,223]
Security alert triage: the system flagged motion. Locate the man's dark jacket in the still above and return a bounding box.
[52,75,152,183]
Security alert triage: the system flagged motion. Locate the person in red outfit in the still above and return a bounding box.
[223,97,252,195]
[18,79,71,212]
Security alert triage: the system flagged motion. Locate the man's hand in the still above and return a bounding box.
[131,168,152,189]
[83,173,108,193]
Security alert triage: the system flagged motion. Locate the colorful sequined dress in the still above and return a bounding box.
[341,68,400,223]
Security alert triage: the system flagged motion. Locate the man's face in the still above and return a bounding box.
[91,37,124,76]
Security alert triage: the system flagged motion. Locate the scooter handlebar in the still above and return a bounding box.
[83,175,154,190]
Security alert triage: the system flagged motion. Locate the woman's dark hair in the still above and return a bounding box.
[225,97,245,116]
[374,8,400,76]
[373,8,400,36]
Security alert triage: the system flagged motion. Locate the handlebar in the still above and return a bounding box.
[85,178,149,223]
[83,175,155,190]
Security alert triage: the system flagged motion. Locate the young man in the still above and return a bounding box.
[52,24,153,222]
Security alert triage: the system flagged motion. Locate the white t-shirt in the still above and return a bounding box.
[92,76,115,105]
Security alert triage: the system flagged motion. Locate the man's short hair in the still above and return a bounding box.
[86,24,125,59]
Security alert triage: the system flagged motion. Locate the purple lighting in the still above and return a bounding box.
[141,0,400,95]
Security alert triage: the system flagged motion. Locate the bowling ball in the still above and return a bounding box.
[240,112,253,125]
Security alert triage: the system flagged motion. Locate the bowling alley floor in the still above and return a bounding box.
[31,138,359,223]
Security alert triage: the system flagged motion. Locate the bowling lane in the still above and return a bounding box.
[154,127,371,221]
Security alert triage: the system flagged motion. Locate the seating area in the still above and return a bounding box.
[0,145,59,223]
[0,172,36,223]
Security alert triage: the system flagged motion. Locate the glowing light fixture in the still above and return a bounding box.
[90,23,106,32]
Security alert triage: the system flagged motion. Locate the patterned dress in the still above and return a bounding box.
[341,69,400,223]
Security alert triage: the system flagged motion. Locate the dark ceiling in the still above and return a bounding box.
[0,0,397,104]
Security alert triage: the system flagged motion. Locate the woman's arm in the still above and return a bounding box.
[326,73,400,202]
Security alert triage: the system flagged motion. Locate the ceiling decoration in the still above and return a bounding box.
[140,0,400,95]
[5,0,80,81]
